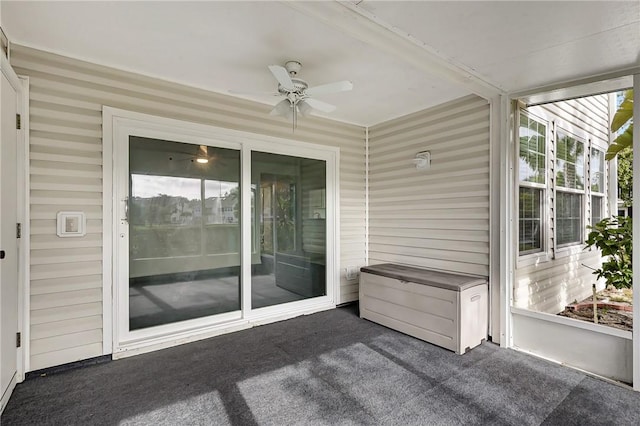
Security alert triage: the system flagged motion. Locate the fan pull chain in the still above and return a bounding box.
[293,101,297,132]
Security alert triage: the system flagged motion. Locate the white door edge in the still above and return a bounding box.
[0,55,23,410]
[16,76,29,379]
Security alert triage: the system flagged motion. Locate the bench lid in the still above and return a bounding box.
[360,263,487,292]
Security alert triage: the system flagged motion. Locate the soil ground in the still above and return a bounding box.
[558,306,633,331]
[557,287,633,332]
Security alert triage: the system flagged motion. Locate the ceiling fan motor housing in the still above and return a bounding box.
[278,78,308,96]
[285,60,302,76]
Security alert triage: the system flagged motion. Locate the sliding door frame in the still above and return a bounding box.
[243,143,338,323]
[103,107,339,358]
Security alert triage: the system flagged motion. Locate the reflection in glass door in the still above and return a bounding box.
[251,152,327,309]
[128,137,241,330]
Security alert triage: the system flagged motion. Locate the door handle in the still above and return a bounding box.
[123,197,129,223]
[0,250,5,259]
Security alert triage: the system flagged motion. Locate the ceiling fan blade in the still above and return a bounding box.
[268,65,295,91]
[304,98,336,113]
[305,80,353,97]
[228,89,280,96]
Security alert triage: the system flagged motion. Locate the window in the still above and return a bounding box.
[519,187,542,253]
[519,114,547,184]
[556,131,584,190]
[555,131,585,246]
[518,113,546,254]
[556,192,582,245]
[518,111,608,256]
[590,148,605,193]
[590,148,605,225]
[591,195,603,225]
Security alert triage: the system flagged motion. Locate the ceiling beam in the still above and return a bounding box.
[520,75,632,107]
[511,65,640,104]
[285,0,505,100]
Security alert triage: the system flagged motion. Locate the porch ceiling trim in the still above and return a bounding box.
[521,75,632,108]
[284,1,505,100]
[511,65,640,103]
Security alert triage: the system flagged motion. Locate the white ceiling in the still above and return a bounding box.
[2,1,639,127]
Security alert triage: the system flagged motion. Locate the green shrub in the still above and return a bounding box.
[584,216,632,289]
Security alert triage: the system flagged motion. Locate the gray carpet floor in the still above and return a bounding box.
[3,304,640,425]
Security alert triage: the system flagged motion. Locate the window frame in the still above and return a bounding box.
[555,190,584,248]
[516,110,609,265]
[554,126,587,250]
[589,145,606,227]
[517,110,550,264]
[591,194,604,226]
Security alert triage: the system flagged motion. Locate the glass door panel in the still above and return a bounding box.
[128,136,241,330]
[251,151,327,309]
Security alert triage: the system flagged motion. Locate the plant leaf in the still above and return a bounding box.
[606,127,633,160]
[611,89,633,133]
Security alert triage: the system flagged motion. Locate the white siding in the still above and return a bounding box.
[515,94,610,314]
[12,45,365,371]
[368,95,490,277]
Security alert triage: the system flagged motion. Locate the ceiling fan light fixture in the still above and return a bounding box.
[298,100,313,117]
[196,157,209,164]
[271,99,293,117]
[284,106,295,122]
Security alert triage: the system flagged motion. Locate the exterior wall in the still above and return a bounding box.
[11,45,366,371]
[514,94,610,314]
[368,95,490,277]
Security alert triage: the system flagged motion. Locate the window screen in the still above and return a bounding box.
[556,131,584,190]
[519,187,542,253]
[556,192,582,245]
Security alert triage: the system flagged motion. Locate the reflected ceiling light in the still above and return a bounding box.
[196,145,209,164]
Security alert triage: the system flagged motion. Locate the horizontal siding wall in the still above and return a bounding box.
[12,45,365,371]
[515,94,610,314]
[368,95,490,277]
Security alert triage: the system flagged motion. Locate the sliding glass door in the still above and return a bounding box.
[110,110,337,351]
[127,137,241,330]
[251,152,327,309]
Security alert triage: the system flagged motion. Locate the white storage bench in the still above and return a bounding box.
[359,263,488,354]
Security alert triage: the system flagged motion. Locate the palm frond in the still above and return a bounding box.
[606,126,633,160]
[611,89,633,133]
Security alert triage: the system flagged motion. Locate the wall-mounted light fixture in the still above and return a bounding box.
[413,151,431,170]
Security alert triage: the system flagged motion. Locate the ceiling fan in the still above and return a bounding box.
[231,60,353,130]
[168,145,212,164]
